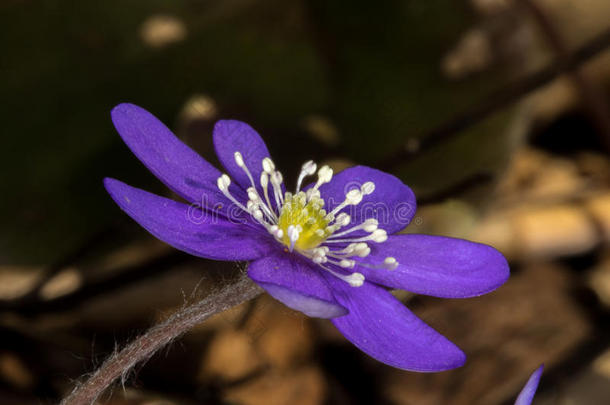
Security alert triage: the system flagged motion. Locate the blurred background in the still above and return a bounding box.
[1,0,610,403]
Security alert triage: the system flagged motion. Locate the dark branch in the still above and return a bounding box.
[515,0,610,152]
[378,25,610,170]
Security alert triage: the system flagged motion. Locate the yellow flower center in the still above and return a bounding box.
[278,191,330,251]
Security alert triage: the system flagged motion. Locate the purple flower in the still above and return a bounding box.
[104,103,509,372]
[515,365,544,405]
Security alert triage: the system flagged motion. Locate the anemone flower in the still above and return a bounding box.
[104,103,509,371]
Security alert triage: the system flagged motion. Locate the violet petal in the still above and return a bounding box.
[325,275,466,371]
[104,178,274,261]
[111,104,243,218]
[360,234,509,298]
[213,120,283,202]
[248,252,348,318]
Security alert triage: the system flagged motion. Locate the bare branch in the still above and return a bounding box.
[515,0,610,152]
[379,25,610,170]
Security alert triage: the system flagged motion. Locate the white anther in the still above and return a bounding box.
[234,151,245,167]
[345,189,363,205]
[384,257,398,270]
[327,189,364,219]
[313,246,329,254]
[346,272,365,287]
[339,259,355,269]
[317,165,333,183]
[362,219,378,232]
[364,218,378,226]
[303,160,317,175]
[360,181,375,195]
[260,171,277,218]
[335,213,351,226]
[247,188,259,202]
[262,157,275,173]
[340,244,354,253]
[271,171,283,185]
[354,243,371,257]
[311,164,333,193]
[270,170,284,206]
[217,174,231,191]
[315,262,365,287]
[253,210,263,220]
[260,172,269,188]
[275,229,284,239]
[371,229,388,243]
[296,160,318,193]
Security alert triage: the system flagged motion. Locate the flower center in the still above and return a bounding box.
[278,191,330,250]
[216,152,398,287]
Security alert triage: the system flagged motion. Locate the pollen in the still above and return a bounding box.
[278,192,330,251]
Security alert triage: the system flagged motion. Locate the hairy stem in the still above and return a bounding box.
[61,274,263,405]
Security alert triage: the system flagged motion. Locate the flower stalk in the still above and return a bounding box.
[61,273,262,405]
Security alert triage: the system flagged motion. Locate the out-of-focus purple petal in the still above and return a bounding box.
[213,120,281,202]
[515,365,544,405]
[111,104,244,218]
[325,275,465,371]
[314,166,416,235]
[104,178,274,261]
[360,234,509,298]
[247,252,348,318]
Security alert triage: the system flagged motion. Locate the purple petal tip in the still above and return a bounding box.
[515,364,544,405]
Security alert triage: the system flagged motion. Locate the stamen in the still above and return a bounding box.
[271,171,284,206]
[260,172,276,219]
[324,213,351,235]
[296,160,317,193]
[371,229,388,243]
[216,174,248,212]
[311,165,333,193]
[357,256,399,271]
[384,257,398,270]
[327,189,363,218]
[262,157,275,174]
[326,242,370,258]
[269,225,284,240]
[234,151,245,167]
[334,213,351,227]
[339,259,355,268]
[324,228,387,244]
[247,186,276,222]
[360,181,375,195]
[234,151,258,190]
[235,151,277,221]
[327,218,378,239]
[317,263,364,287]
